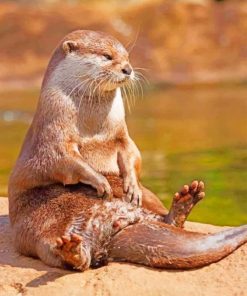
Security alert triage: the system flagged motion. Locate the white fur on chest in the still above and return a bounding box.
[80,89,125,174]
[107,88,125,123]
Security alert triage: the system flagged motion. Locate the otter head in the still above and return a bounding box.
[46,30,134,95]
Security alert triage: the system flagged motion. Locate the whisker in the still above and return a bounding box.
[133,67,149,72]
[77,78,93,122]
[134,71,150,86]
[126,26,141,54]
[122,84,131,113]
[127,81,133,105]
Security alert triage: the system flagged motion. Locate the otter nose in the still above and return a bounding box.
[122,64,132,76]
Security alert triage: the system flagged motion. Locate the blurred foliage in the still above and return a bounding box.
[0,0,246,226]
[1,0,247,87]
[0,85,246,225]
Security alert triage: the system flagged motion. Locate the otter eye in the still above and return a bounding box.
[103,54,112,61]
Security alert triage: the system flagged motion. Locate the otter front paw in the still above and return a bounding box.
[123,175,142,206]
[93,174,113,200]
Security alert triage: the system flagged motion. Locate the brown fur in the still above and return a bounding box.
[10,176,247,270]
[8,30,247,271]
[9,29,153,210]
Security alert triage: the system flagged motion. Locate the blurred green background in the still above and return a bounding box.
[0,0,246,225]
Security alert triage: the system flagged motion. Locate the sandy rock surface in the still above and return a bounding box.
[0,197,246,296]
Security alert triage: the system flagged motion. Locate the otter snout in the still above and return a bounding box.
[122,64,132,76]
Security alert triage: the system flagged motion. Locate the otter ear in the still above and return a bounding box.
[62,40,79,54]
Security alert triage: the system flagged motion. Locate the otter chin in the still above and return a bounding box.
[101,77,132,91]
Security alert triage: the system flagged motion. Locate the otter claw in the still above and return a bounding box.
[124,187,142,206]
[100,190,113,200]
[123,174,142,206]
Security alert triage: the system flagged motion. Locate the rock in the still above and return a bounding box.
[0,197,246,296]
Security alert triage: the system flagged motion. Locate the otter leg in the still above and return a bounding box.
[54,233,91,271]
[141,185,169,216]
[164,180,205,227]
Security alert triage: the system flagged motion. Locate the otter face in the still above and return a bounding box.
[60,30,134,93]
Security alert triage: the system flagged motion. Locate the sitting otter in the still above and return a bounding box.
[8,30,247,271]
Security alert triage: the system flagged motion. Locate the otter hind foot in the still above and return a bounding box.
[165,180,205,228]
[55,233,90,271]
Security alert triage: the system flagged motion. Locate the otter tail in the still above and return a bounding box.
[108,222,247,269]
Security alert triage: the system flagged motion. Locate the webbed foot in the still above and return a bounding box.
[164,180,205,228]
[55,233,90,271]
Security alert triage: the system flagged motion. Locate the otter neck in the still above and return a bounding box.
[73,87,125,137]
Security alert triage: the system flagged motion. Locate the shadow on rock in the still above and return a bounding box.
[0,214,71,287]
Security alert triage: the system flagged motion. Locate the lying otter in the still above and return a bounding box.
[10,176,247,270]
[8,30,247,271]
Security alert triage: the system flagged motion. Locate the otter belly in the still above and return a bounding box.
[80,143,120,175]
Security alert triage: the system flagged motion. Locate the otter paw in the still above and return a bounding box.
[123,176,142,206]
[55,233,90,271]
[94,174,113,200]
[165,180,205,228]
[174,180,205,206]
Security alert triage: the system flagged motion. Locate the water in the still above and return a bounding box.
[0,86,246,225]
